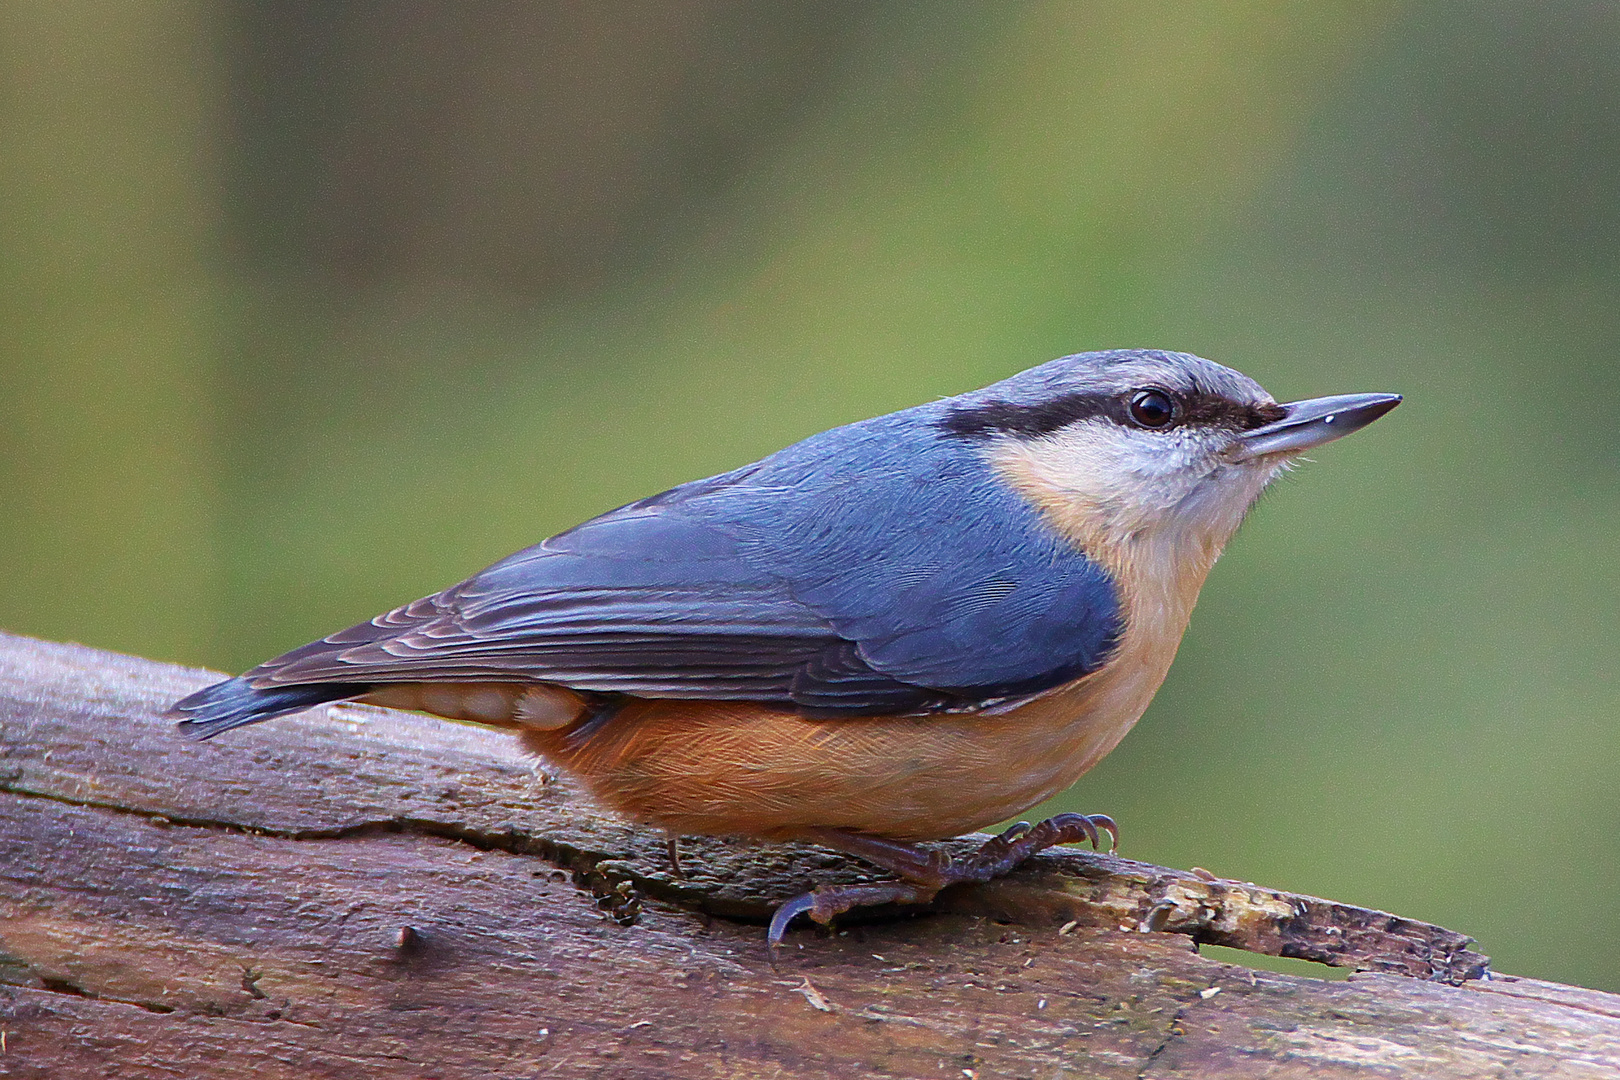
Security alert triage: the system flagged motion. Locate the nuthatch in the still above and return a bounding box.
[171,349,1399,942]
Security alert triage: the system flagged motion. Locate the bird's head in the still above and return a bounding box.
[939,350,1400,566]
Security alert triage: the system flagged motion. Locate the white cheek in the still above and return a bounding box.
[1118,430,1200,476]
[1060,427,1220,512]
[992,422,1279,545]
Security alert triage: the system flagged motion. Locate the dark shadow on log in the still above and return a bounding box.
[1,631,1615,1079]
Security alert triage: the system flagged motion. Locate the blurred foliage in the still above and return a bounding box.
[1,1,1615,990]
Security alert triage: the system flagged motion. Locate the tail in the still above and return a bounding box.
[168,677,370,740]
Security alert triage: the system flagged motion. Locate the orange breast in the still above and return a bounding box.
[357,496,1210,843]
[515,513,1205,842]
[349,675,1146,840]
[519,671,1155,842]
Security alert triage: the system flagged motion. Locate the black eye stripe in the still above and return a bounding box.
[939,391,1285,440]
[1182,396,1287,429]
[937,392,1118,439]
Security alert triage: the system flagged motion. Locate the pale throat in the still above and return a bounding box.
[975,435,1276,805]
[988,431,1279,673]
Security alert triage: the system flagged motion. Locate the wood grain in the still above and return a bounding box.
[1,630,1615,1078]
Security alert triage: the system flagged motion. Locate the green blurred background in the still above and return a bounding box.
[2,2,1616,989]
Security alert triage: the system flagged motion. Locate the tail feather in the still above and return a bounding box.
[168,677,369,740]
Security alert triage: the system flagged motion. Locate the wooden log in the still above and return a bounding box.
[1,629,1616,1078]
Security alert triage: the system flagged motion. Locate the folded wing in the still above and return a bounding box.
[246,417,1124,718]
[247,501,948,714]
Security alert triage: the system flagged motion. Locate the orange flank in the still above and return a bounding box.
[518,674,1140,843]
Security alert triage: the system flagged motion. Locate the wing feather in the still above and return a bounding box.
[246,410,1123,717]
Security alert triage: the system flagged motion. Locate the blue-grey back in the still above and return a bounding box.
[246,353,1149,715]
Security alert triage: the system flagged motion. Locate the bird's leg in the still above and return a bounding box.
[665,833,687,879]
[768,813,1117,946]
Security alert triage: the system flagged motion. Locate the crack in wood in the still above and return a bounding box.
[30,975,175,1016]
[1138,998,1195,1078]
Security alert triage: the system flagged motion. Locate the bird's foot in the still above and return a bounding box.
[767,880,942,945]
[767,812,1117,946]
[945,812,1118,885]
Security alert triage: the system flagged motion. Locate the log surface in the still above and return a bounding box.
[0,630,1615,1079]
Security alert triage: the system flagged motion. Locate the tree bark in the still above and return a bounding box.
[1,630,1615,1078]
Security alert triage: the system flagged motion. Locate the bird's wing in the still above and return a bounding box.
[708,428,1124,704]
[249,422,1124,717]
[246,496,944,713]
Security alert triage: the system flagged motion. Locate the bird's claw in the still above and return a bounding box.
[767,891,823,946]
[768,812,1119,945]
[768,881,940,947]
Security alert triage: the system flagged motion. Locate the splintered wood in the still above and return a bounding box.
[1,631,1616,1079]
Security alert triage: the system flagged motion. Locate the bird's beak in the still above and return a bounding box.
[1230,392,1402,461]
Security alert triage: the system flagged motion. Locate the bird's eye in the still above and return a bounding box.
[1127,389,1177,429]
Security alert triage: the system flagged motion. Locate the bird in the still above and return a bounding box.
[169,349,1400,943]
